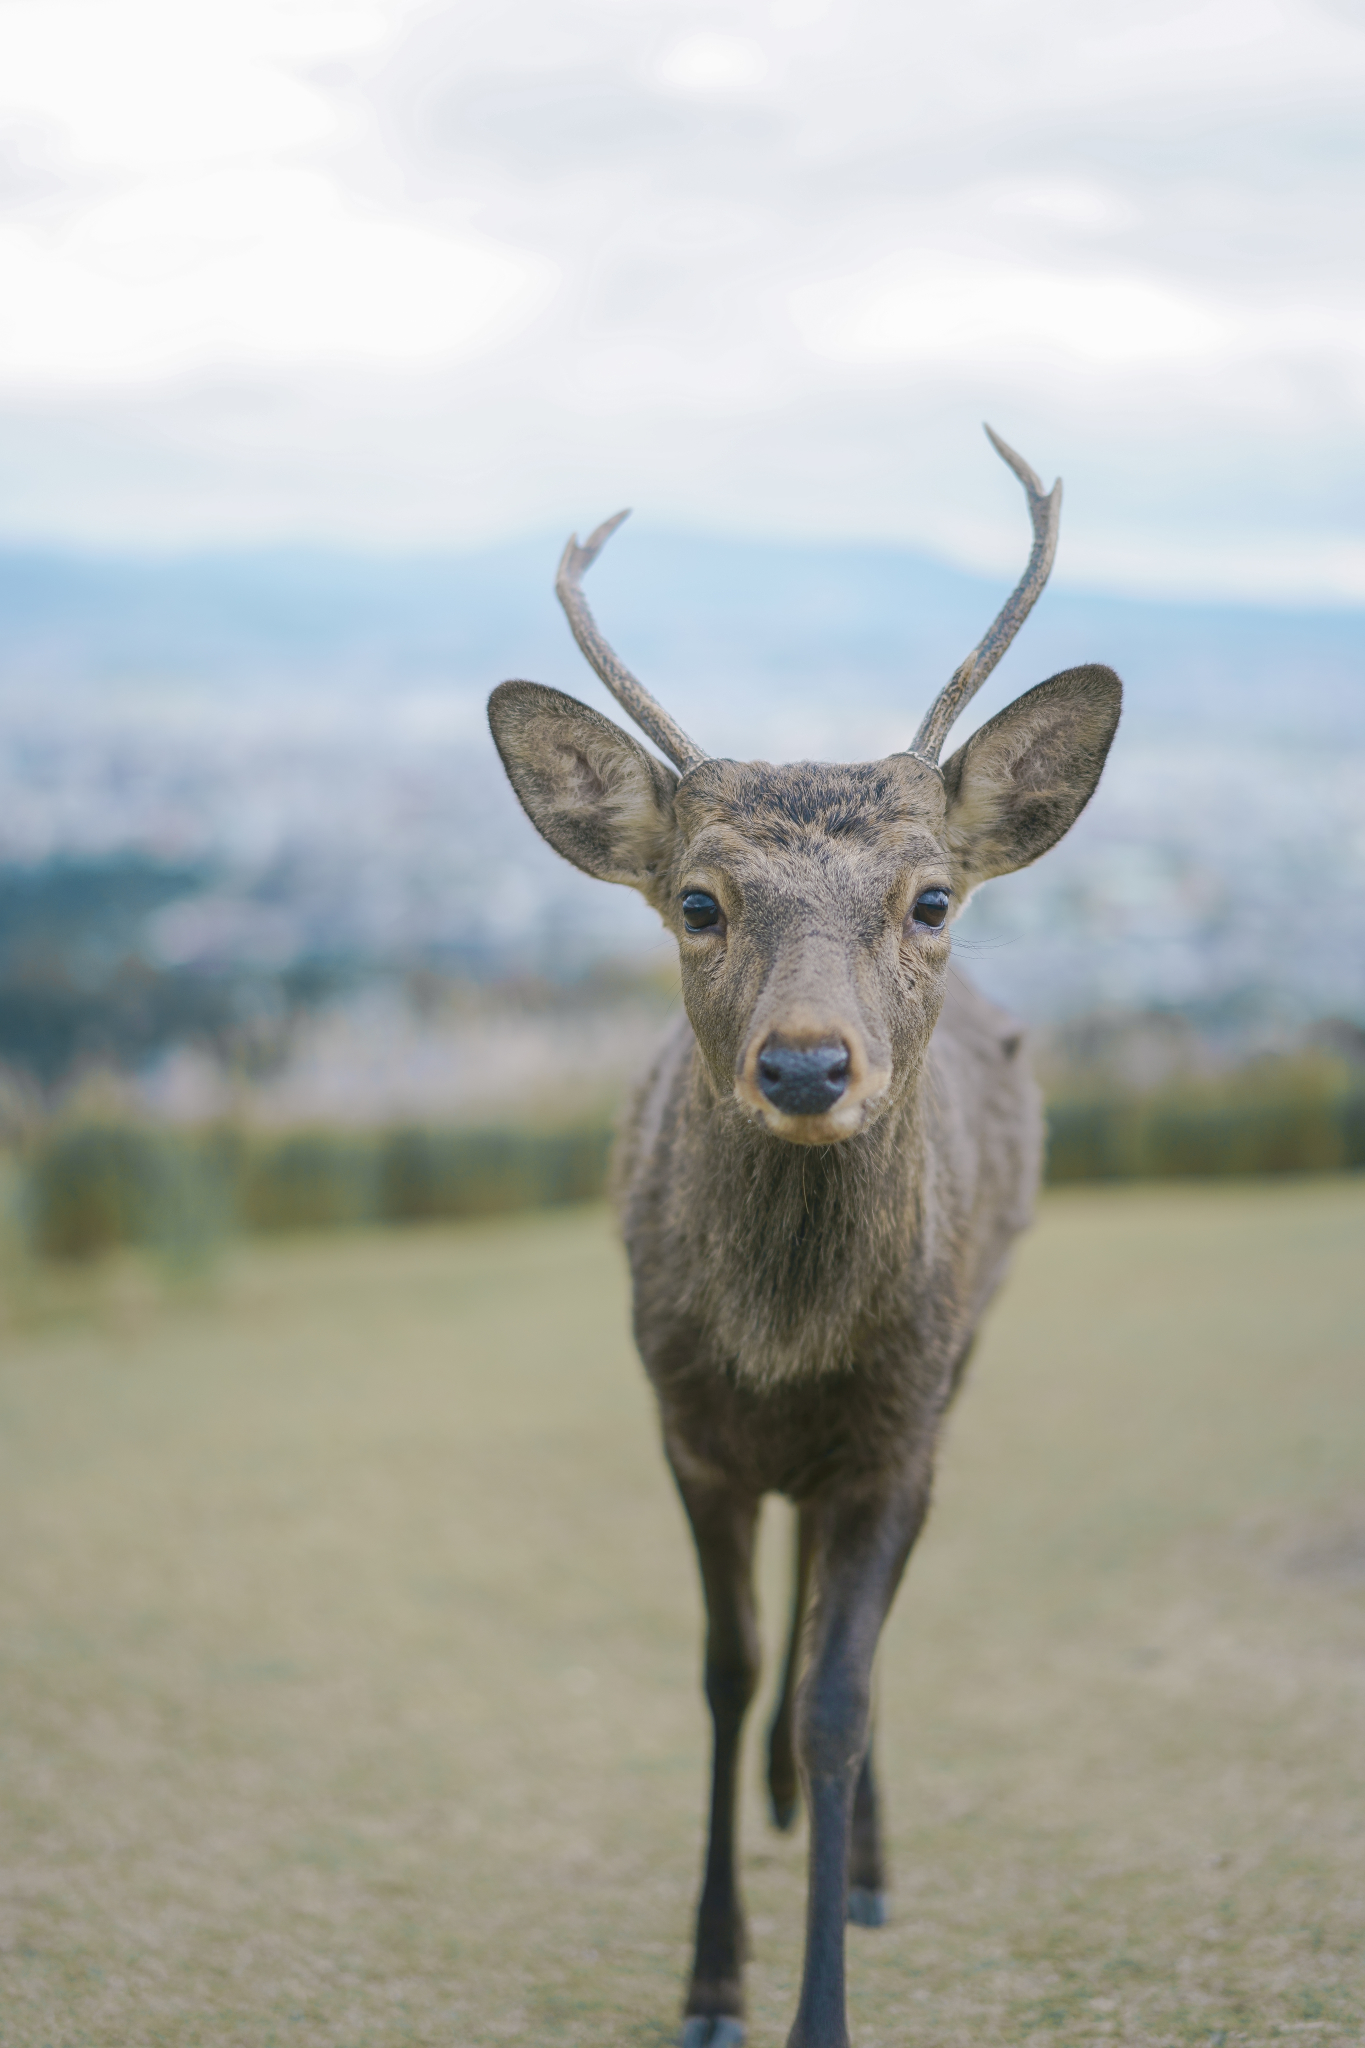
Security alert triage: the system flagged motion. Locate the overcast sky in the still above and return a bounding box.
[1,0,1363,599]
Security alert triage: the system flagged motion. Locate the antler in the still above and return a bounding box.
[555,511,708,774]
[909,425,1062,765]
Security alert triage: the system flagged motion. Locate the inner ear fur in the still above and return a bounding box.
[941,663,1122,891]
[488,680,679,894]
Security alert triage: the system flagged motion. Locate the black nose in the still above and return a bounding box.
[756,1038,851,1117]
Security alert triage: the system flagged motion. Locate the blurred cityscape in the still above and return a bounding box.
[0,530,1362,1135]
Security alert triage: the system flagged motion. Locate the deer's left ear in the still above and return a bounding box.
[941,664,1121,893]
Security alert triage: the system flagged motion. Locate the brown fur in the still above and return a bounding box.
[488,659,1121,2048]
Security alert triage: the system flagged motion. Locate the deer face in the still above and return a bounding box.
[488,665,1120,1145]
[666,754,951,1141]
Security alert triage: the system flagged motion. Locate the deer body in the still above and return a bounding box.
[489,432,1121,2048]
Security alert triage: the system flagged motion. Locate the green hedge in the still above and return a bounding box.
[1045,1065,1365,1184]
[22,1120,613,1261]
[15,1060,1365,1261]
[25,1122,172,1260]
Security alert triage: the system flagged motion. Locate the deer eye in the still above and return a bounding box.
[682,891,722,931]
[911,889,950,929]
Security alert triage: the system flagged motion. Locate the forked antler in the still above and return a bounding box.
[555,511,708,774]
[908,425,1062,765]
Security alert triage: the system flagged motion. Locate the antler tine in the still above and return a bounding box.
[555,510,708,774]
[909,425,1063,765]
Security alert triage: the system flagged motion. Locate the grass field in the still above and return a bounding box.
[0,1179,1362,2048]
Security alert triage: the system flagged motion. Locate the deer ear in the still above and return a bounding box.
[488,680,680,894]
[941,664,1121,892]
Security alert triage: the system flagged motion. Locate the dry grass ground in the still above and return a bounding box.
[0,1179,1362,2048]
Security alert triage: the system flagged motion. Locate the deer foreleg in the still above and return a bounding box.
[770,1507,886,1921]
[847,1742,886,1925]
[786,1479,929,2048]
[675,1474,762,2048]
[766,1503,815,1831]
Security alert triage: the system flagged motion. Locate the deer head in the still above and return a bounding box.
[489,430,1120,1145]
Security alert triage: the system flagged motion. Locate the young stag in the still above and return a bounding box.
[488,429,1121,2048]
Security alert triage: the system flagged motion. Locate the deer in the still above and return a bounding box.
[487,428,1121,2048]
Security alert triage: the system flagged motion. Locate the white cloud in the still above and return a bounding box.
[1060,528,1365,604]
[655,34,770,94]
[0,174,553,383]
[0,0,385,172]
[0,0,552,383]
[984,180,1138,233]
[0,0,1362,600]
[790,255,1230,370]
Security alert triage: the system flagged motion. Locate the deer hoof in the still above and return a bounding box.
[681,2021,745,2048]
[768,1789,798,1832]
[847,1887,887,1927]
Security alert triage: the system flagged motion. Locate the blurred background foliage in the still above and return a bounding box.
[0,828,1362,1265]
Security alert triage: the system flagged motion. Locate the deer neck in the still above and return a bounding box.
[669,1048,930,1387]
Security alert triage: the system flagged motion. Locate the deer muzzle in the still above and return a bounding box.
[736,1023,890,1144]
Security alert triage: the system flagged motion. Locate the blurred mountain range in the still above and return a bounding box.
[0,531,1361,1095]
